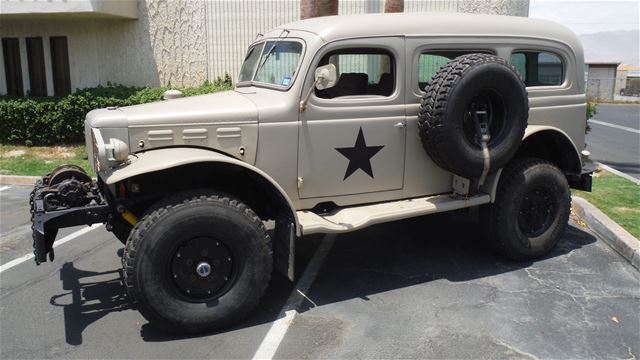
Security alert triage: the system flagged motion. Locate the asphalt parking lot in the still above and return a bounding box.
[1,185,639,359]
[587,103,640,180]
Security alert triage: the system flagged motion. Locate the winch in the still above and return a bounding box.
[30,165,110,264]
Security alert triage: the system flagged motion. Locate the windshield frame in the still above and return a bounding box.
[236,38,306,91]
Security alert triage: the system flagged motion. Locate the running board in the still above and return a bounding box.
[298,193,491,235]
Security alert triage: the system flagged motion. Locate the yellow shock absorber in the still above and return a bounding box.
[121,211,138,226]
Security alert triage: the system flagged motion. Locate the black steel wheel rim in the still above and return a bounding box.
[462,89,507,148]
[518,188,557,237]
[169,237,236,301]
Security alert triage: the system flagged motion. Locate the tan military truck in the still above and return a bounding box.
[30,12,594,333]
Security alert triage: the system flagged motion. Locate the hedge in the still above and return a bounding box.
[0,75,233,146]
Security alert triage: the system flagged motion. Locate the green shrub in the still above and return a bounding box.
[0,77,233,146]
[585,100,597,134]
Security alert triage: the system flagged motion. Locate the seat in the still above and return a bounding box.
[373,73,393,96]
[326,73,369,98]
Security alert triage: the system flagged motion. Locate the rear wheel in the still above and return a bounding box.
[482,158,570,260]
[123,191,272,333]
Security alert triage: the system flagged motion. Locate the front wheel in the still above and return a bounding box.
[481,158,571,260]
[123,192,272,333]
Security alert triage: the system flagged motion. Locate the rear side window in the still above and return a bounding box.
[418,50,493,90]
[316,49,395,99]
[510,51,564,86]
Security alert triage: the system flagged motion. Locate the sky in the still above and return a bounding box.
[529,0,639,35]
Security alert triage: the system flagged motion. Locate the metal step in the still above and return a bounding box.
[297,193,491,235]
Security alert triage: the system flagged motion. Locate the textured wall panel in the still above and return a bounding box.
[205,0,300,81]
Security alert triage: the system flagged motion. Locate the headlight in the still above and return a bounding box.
[91,128,130,171]
[107,138,130,162]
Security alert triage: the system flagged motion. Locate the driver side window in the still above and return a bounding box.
[315,49,395,99]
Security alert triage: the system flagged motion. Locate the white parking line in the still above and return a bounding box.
[588,119,640,134]
[0,186,11,192]
[0,224,102,274]
[252,234,336,360]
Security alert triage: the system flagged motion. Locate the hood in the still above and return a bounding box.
[118,90,258,127]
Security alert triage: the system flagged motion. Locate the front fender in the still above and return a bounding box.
[103,147,299,230]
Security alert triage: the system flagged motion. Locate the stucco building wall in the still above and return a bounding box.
[0,0,207,95]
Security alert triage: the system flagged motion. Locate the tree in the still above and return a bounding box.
[300,0,339,19]
[384,0,404,13]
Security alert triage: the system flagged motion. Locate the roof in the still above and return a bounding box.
[273,12,581,50]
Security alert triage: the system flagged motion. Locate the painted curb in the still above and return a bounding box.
[572,196,640,270]
[0,175,39,185]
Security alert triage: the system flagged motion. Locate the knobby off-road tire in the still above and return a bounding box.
[418,53,528,179]
[123,191,272,334]
[482,158,571,261]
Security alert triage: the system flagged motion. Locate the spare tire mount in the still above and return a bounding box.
[418,53,529,185]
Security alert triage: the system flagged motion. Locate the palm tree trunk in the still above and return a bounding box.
[300,0,339,19]
[384,0,404,13]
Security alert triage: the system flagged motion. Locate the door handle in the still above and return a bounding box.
[393,122,406,128]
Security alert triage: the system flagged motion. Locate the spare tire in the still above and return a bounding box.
[418,53,528,179]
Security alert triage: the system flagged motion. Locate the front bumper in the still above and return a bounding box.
[30,167,110,264]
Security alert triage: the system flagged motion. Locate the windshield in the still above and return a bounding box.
[238,40,303,87]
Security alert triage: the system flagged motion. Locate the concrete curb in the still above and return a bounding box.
[597,162,640,185]
[0,175,39,185]
[572,196,640,270]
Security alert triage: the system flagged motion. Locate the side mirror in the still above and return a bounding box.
[314,64,337,90]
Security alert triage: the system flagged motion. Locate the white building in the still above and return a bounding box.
[0,0,529,97]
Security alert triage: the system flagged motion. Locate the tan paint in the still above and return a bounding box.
[86,12,587,234]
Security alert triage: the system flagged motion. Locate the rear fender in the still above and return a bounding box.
[482,125,583,201]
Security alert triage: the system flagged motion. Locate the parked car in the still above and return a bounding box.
[30,12,594,333]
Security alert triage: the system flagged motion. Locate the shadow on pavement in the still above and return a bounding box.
[297,213,598,311]
[50,234,323,345]
[50,213,597,344]
[49,263,131,346]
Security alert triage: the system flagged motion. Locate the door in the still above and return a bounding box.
[297,38,406,199]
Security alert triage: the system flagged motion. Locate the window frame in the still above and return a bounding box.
[416,49,495,91]
[509,49,566,88]
[235,38,306,92]
[26,37,47,97]
[2,37,24,97]
[314,47,397,100]
[50,36,72,96]
[410,44,496,97]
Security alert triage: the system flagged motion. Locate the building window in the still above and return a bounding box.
[418,50,493,90]
[316,48,395,98]
[510,51,564,86]
[26,37,47,97]
[2,38,24,97]
[50,36,71,96]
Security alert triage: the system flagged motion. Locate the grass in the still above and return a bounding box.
[573,168,640,239]
[0,144,95,177]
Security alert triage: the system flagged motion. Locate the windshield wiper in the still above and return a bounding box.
[253,29,290,80]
